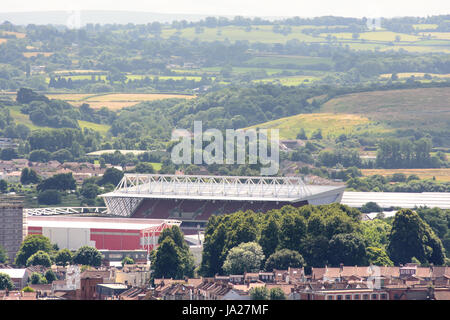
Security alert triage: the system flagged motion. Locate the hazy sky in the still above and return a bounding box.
[1,0,449,18]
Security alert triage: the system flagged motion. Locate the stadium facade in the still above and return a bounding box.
[101,174,346,234]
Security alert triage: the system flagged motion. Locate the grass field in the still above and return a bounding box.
[320,87,450,130]
[379,73,450,79]
[413,24,439,30]
[327,31,421,42]
[23,52,53,58]
[46,93,196,110]
[245,55,333,68]
[244,113,390,140]
[253,75,321,85]
[361,168,450,182]
[156,24,450,53]
[77,120,111,135]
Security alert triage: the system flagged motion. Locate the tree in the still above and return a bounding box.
[15,235,53,266]
[250,286,269,300]
[388,209,446,265]
[98,167,124,186]
[134,162,155,174]
[0,245,8,264]
[366,247,393,266]
[73,246,102,267]
[222,242,265,275]
[0,179,7,193]
[152,237,184,279]
[37,190,62,205]
[264,249,305,272]
[328,233,367,267]
[29,149,51,162]
[55,249,73,266]
[80,183,100,199]
[44,269,57,283]
[37,173,76,192]
[0,148,17,160]
[278,212,307,252]
[360,202,383,213]
[153,226,195,279]
[0,273,14,290]
[361,219,391,249]
[20,168,40,185]
[29,272,47,285]
[26,250,52,267]
[121,256,134,267]
[259,218,279,258]
[269,287,286,300]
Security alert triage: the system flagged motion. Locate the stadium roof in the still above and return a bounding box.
[341,192,450,209]
[101,174,345,202]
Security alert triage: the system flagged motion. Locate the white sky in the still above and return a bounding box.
[0,0,449,18]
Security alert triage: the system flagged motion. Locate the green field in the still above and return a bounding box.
[77,120,111,135]
[156,24,450,53]
[244,55,333,68]
[244,113,390,140]
[253,75,321,86]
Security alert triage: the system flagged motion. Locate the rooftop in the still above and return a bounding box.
[26,215,181,231]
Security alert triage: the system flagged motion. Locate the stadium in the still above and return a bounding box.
[100,174,346,235]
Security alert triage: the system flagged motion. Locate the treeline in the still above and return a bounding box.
[347,174,450,193]
[199,204,447,277]
[376,138,443,168]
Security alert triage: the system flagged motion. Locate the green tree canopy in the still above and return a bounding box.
[388,209,446,265]
[26,250,52,267]
[250,286,269,300]
[366,247,394,266]
[269,287,286,300]
[73,246,102,267]
[264,249,305,272]
[15,235,53,266]
[54,249,73,266]
[0,273,14,290]
[328,233,367,267]
[222,242,265,275]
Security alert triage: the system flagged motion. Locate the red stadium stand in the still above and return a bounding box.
[179,200,205,212]
[222,201,245,214]
[195,201,224,221]
[132,199,159,218]
[149,199,180,219]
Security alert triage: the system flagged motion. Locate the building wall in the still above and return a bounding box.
[0,204,24,262]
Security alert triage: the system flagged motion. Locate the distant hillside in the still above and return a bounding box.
[244,113,390,140]
[243,87,450,143]
[0,10,217,26]
[321,87,450,130]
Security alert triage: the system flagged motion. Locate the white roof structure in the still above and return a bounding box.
[26,215,181,231]
[342,192,450,209]
[100,174,346,217]
[0,269,27,279]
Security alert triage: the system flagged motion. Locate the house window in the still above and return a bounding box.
[354,294,360,300]
[345,295,352,300]
[371,294,378,300]
[327,295,333,300]
[337,295,343,300]
[363,294,369,300]
[381,293,387,300]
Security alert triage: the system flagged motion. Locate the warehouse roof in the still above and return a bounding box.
[26,216,181,230]
[341,192,450,209]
